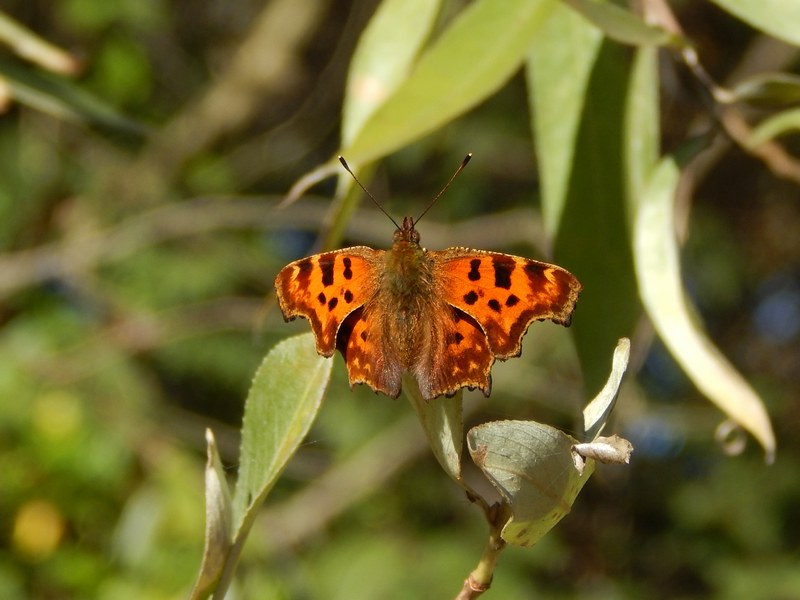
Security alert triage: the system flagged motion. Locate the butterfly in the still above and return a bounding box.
[274,156,581,400]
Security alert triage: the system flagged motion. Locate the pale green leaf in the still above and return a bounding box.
[634,156,776,460]
[624,45,660,226]
[468,420,593,547]
[531,36,640,394]
[0,11,79,74]
[0,55,146,140]
[730,72,800,107]
[709,0,800,46]
[562,0,672,46]
[583,337,630,441]
[212,333,331,598]
[341,0,442,147]
[189,429,233,600]
[527,2,603,235]
[748,107,800,147]
[341,0,556,167]
[232,333,331,531]
[404,374,463,483]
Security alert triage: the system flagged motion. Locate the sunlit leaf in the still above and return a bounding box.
[209,334,331,598]
[748,107,800,147]
[624,45,660,224]
[0,12,80,74]
[531,36,640,395]
[341,0,442,148]
[562,0,672,46]
[730,72,800,107]
[404,374,463,483]
[232,333,331,531]
[468,420,593,547]
[341,0,556,167]
[527,2,603,235]
[709,0,800,46]
[583,337,630,441]
[634,156,776,461]
[189,429,233,600]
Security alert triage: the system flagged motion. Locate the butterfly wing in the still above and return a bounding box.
[274,247,381,356]
[413,304,493,399]
[432,249,581,359]
[336,305,404,398]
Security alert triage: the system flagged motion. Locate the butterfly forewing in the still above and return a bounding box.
[433,249,582,359]
[274,247,381,356]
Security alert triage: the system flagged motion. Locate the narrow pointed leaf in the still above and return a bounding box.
[341,0,556,167]
[189,429,233,600]
[528,3,603,235]
[468,420,593,547]
[0,55,146,141]
[562,0,672,46]
[748,107,800,148]
[583,337,630,441]
[709,0,800,46]
[531,35,640,394]
[634,156,776,460]
[730,72,800,108]
[624,45,660,225]
[342,0,442,147]
[405,374,463,482]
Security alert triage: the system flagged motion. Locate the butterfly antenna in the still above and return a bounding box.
[338,156,401,230]
[414,153,472,225]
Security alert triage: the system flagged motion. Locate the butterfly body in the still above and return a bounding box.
[275,216,582,400]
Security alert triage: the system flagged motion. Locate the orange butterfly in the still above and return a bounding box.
[275,156,581,400]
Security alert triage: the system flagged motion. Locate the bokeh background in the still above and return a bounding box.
[1,1,798,598]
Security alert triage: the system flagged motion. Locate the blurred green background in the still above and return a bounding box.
[0,1,798,598]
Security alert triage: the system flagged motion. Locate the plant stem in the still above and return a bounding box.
[454,525,506,600]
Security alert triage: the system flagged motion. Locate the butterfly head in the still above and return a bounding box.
[394,216,421,245]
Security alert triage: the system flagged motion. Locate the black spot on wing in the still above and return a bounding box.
[493,257,514,289]
[320,254,335,286]
[488,299,501,312]
[327,297,338,310]
[468,259,482,281]
[343,257,353,280]
[464,291,478,305]
[505,294,519,307]
[317,292,326,305]
[524,262,547,277]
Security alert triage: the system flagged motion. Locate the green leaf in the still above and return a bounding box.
[341,0,556,167]
[583,337,630,441]
[562,0,673,46]
[634,156,776,461]
[0,11,79,74]
[468,420,593,547]
[232,333,331,530]
[0,54,147,142]
[210,333,331,598]
[341,0,442,148]
[404,375,463,483]
[189,429,233,600]
[527,2,603,235]
[748,107,800,147]
[730,72,800,107]
[624,45,660,225]
[531,37,640,395]
[709,0,800,47]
